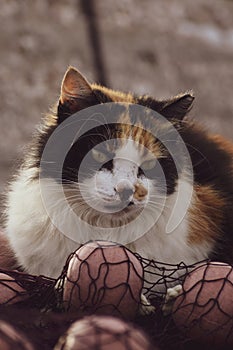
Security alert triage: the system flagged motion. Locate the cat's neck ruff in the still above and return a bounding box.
[6,168,213,278]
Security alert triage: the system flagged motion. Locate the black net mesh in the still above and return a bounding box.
[55,241,144,320]
[0,241,232,350]
[170,262,233,348]
[0,269,55,309]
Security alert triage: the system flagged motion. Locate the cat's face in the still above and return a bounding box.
[37,67,194,230]
[61,112,180,229]
[86,139,152,213]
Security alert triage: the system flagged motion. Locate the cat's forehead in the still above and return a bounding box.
[114,138,160,163]
[113,110,163,158]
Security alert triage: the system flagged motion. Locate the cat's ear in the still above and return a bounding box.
[57,67,98,123]
[161,92,194,120]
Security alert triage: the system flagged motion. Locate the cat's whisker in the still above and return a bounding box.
[146,203,169,211]
[185,143,209,164]
[146,198,169,208]
[66,195,98,203]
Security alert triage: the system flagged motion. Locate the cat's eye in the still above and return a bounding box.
[141,159,156,170]
[139,159,161,180]
[91,149,108,163]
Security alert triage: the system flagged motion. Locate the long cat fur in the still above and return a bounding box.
[4,67,233,279]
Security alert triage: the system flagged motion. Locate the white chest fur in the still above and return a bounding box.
[6,169,212,278]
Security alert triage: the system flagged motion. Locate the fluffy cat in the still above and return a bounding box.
[4,67,233,280]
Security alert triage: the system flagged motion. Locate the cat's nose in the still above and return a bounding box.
[115,180,134,202]
[119,188,134,202]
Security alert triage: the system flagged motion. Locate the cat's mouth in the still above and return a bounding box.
[104,200,134,209]
[102,199,143,216]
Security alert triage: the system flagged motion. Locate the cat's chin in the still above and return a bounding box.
[102,205,145,226]
[101,201,143,214]
[84,202,144,228]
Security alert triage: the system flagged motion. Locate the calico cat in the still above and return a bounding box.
[4,67,233,279]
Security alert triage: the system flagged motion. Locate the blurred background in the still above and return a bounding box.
[0,0,233,209]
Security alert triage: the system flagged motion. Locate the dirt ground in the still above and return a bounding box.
[0,0,233,209]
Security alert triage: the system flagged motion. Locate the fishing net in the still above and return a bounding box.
[55,241,144,319]
[0,241,232,349]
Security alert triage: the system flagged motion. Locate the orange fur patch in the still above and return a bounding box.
[134,183,148,201]
[209,134,233,157]
[188,185,225,245]
[115,113,163,158]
